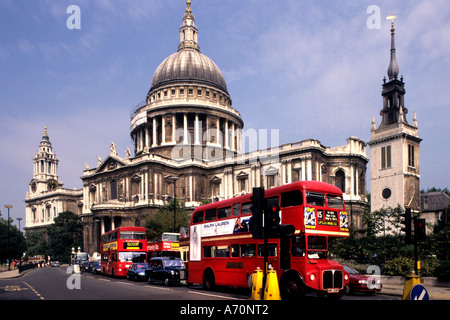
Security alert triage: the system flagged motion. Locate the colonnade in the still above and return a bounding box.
[132,111,242,155]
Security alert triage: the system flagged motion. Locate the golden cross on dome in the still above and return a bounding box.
[44,126,47,135]
[386,13,397,27]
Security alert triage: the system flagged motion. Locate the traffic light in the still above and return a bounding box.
[265,204,281,231]
[250,187,265,239]
[414,217,426,242]
[265,204,295,238]
[401,208,412,244]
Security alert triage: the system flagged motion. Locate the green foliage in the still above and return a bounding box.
[419,258,440,277]
[434,261,450,281]
[0,217,26,261]
[47,211,83,263]
[421,187,450,197]
[144,199,191,241]
[329,233,411,264]
[382,256,414,276]
[25,229,50,259]
[360,204,404,237]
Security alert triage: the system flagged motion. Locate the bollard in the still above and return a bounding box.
[250,267,263,300]
[264,267,281,300]
[402,271,422,300]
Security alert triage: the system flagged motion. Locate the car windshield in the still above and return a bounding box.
[307,251,328,259]
[344,265,359,274]
[162,259,184,268]
[307,236,327,259]
[135,263,148,269]
[118,252,147,262]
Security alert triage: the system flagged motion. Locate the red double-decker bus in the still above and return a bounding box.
[100,227,148,277]
[187,181,350,299]
[147,232,180,258]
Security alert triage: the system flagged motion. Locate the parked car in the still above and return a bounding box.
[127,263,149,281]
[89,261,101,275]
[80,261,90,273]
[146,257,187,286]
[343,265,382,295]
[50,261,60,267]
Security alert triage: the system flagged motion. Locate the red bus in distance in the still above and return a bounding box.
[100,226,148,277]
[187,181,350,299]
[147,232,181,259]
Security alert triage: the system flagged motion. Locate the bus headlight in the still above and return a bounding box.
[309,273,315,281]
[344,274,349,281]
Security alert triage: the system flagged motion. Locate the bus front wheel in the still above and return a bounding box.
[280,273,304,301]
[202,269,215,291]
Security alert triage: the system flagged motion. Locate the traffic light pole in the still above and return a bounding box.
[414,236,419,275]
[263,222,268,297]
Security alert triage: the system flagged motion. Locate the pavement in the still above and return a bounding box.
[1,268,449,300]
[379,275,450,300]
[0,269,22,279]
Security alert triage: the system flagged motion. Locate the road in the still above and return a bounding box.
[0,267,402,318]
[0,266,399,302]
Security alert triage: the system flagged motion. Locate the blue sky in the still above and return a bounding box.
[1,0,449,226]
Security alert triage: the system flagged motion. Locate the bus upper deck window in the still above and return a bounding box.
[241,202,252,215]
[326,194,344,209]
[281,190,303,208]
[232,203,240,216]
[205,209,217,221]
[218,206,231,219]
[193,211,204,224]
[306,192,325,207]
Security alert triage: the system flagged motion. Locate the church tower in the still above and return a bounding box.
[369,17,422,214]
[29,127,62,194]
[25,127,82,231]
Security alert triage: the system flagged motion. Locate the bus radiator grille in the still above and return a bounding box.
[322,270,343,289]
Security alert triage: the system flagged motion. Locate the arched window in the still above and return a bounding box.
[110,179,117,200]
[335,170,345,193]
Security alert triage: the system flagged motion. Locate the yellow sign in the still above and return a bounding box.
[103,241,118,251]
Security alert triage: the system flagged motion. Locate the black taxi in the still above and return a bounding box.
[145,257,188,286]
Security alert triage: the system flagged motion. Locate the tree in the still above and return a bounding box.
[432,205,450,260]
[25,229,50,259]
[0,217,26,262]
[47,211,83,263]
[144,199,191,241]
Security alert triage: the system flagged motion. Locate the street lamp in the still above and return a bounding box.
[165,175,180,232]
[16,217,23,267]
[5,205,13,271]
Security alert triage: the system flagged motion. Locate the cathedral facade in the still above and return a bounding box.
[79,2,368,255]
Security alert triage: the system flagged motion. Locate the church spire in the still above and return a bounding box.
[178,0,200,52]
[386,14,399,81]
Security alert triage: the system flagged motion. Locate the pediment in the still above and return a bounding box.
[95,155,127,173]
[210,175,222,184]
[264,165,279,176]
[236,171,249,180]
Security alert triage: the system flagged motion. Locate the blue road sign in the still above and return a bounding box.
[410,284,429,300]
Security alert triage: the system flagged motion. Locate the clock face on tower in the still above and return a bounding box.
[47,180,57,191]
[382,187,392,200]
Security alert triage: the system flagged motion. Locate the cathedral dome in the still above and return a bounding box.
[149,0,228,95]
[150,48,228,94]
